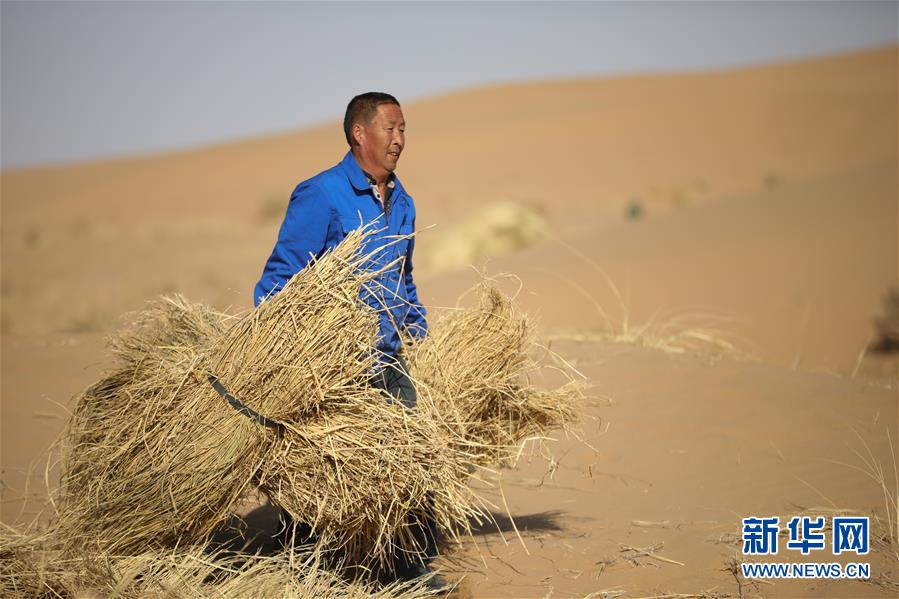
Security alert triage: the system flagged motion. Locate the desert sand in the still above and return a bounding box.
[2,46,897,597]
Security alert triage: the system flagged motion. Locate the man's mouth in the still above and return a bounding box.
[388,150,400,159]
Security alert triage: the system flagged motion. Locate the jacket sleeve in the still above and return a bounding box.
[402,219,428,339]
[253,182,330,306]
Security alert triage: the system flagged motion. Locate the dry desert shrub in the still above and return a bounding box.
[421,200,547,272]
[873,287,899,352]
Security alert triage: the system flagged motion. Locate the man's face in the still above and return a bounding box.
[356,103,405,176]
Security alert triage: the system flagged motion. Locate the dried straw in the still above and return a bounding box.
[0,528,432,598]
[56,229,388,555]
[258,395,481,570]
[407,281,581,465]
[54,229,484,570]
[40,226,581,585]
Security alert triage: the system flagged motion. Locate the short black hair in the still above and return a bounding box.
[343,92,400,147]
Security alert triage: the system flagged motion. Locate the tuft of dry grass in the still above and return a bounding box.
[420,200,548,273]
[542,237,741,358]
[835,427,899,559]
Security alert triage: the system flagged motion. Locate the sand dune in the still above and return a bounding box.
[2,46,897,596]
[421,159,896,375]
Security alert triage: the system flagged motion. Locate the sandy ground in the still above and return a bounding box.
[436,342,897,597]
[2,46,897,596]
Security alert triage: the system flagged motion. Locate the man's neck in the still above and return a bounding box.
[351,151,391,186]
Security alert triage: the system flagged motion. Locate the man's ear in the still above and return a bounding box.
[352,122,365,147]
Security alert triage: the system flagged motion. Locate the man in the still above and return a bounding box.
[254,91,426,407]
[253,92,444,589]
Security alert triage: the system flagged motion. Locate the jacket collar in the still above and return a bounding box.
[341,150,370,191]
[341,150,405,196]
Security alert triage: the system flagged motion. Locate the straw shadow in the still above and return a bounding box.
[469,510,565,536]
[208,504,309,556]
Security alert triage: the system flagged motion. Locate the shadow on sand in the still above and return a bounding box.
[469,510,565,536]
[207,505,567,554]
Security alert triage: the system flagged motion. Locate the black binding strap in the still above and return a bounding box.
[207,373,284,431]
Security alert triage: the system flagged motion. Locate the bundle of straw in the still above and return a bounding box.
[51,226,581,583]
[57,296,263,555]
[58,230,380,552]
[0,528,432,599]
[407,281,581,465]
[56,229,482,570]
[258,393,480,570]
[57,293,247,553]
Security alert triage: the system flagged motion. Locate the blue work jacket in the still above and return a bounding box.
[254,151,427,360]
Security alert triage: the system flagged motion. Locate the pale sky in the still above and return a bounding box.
[2,1,897,170]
